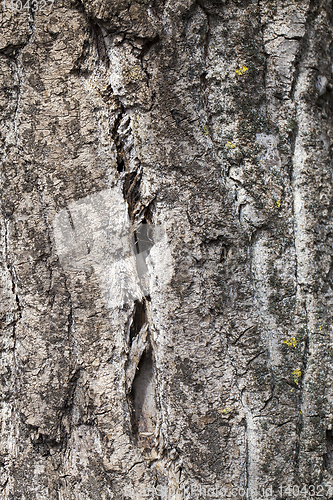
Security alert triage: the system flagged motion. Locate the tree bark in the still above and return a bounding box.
[1,0,333,498]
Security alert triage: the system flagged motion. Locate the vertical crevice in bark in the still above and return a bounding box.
[12,58,22,146]
[4,220,21,394]
[287,117,299,184]
[133,219,149,256]
[123,170,142,221]
[244,415,250,497]
[129,299,146,344]
[129,345,156,449]
[61,368,82,426]
[92,23,109,70]
[111,103,126,173]
[324,429,333,474]
[126,298,157,455]
[97,20,161,456]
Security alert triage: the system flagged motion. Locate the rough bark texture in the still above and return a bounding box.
[1,0,333,498]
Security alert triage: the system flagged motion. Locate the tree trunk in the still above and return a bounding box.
[1,0,333,498]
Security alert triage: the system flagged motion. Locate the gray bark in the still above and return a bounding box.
[1,0,333,498]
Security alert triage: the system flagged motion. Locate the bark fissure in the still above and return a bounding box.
[12,58,23,146]
[111,102,126,173]
[126,299,157,454]
[4,219,21,389]
[324,429,333,474]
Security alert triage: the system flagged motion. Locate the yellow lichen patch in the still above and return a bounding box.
[220,408,232,415]
[203,125,209,135]
[284,337,297,348]
[122,65,141,84]
[236,65,248,76]
[292,369,302,385]
[276,200,281,208]
[225,141,236,149]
